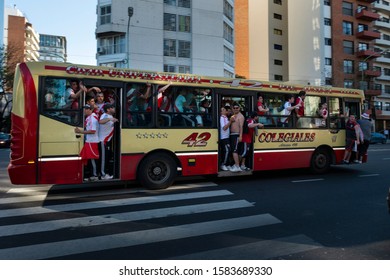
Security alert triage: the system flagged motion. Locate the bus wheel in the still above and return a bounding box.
[138,153,177,190]
[310,148,330,174]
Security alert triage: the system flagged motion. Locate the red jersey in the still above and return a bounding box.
[242,118,255,143]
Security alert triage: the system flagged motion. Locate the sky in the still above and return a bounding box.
[5,0,97,65]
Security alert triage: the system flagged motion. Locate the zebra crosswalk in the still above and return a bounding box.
[0,182,322,260]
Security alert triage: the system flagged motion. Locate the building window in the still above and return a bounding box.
[325,38,332,45]
[384,68,390,76]
[384,34,390,41]
[274,44,283,50]
[343,40,354,54]
[164,39,176,57]
[343,60,354,74]
[342,2,353,16]
[224,70,234,78]
[325,58,332,65]
[385,85,390,94]
[324,0,330,6]
[358,24,368,32]
[357,5,367,13]
[274,29,283,35]
[374,101,382,111]
[224,0,234,22]
[274,13,282,20]
[164,13,176,31]
[273,0,282,5]
[223,22,234,44]
[324,18,331,26]
[178,15,191,32]
[274,75,283,81]
[224,47,234,67]
[99,35,125,55]
[274,59,283,66]
[358,42,368,51]
[178,65,190,73]
[325,78,332,85]
[343,21,353,35]
[359,62,369,73]
[164,0,176,5]
[178,0,191,8]
[344,80,354,88]
[100,5,111,25]
[164,64,176,72]
[178,40,191,58]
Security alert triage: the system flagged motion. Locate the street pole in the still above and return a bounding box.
[127,7,134,69]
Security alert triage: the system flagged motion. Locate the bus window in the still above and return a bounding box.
[170,87,212,128]
[41,77,81,125]
[329,97,345,129]
[125,83,152,127]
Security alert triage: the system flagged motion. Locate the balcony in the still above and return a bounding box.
[356,30,381,40]
[96,23,126,37]
[375,110,390,120]
[375,56,390,63]
[359,0,376,3]
[374,1,390,13]
[365,89,382,96]
[364,69,382,77]
[376,74,390,81]
[375,38,390,47]
[356,9,380,21]
[356,49,382,58]
[374,19,390,31]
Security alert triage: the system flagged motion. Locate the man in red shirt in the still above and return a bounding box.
[342,114,360,164]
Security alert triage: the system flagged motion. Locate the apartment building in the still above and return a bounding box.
[372,0,390,131]
[0,0,4,47]
[39,34,67,62]
[4,6,39,62]
[95,0,235,77]
[235,0,390,130]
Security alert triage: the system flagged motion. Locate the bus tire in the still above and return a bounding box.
[138,153,177,190]
[310,148,330,174]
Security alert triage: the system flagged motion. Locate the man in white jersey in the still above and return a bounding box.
[98,103,118,179]
[75,104,100,181]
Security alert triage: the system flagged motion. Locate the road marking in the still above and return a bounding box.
[6,186,52,193]
[0,190,233,219]
[0,200,254,237]
[0,214,281,260]
[169,234,322,260]
[0,182,219,205]
[358,174,379,177]
[291,179,324,183]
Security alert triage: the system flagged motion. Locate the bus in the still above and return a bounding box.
[8,62,365,189]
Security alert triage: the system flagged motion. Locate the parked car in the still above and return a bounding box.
[0,133,11,148]
[370,132,387,144]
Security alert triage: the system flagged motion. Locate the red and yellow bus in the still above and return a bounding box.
[8,62,365,189]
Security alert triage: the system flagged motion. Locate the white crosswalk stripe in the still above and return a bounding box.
[0,182,323,260]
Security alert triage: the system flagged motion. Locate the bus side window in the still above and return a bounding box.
[125,83,152,128]
[41,78,81,125]
[329,97,345,129]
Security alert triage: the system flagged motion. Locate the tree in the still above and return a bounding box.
[0,43,23,132]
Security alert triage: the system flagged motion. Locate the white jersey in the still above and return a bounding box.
[98,113,115,144]
[85,113,99,143]
[220,115,230,140]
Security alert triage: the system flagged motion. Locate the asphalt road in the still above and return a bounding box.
[0,145,389,260]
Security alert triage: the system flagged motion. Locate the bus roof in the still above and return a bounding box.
[22,61,364,99]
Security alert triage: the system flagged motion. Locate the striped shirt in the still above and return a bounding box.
[98,113,115,144]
